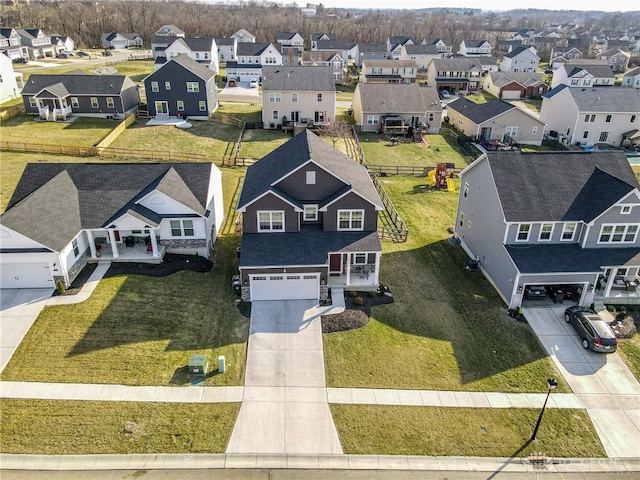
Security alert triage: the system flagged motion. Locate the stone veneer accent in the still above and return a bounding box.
[65,249,90,287]
[159,238,207,249]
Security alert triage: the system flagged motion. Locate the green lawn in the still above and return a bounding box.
[0,399,239,454]
[331,405,605,457]
[323,176,568,393]
[1,115,116,147]
[238,128,291,159]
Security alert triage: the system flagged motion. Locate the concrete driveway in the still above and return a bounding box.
[524,305,640,458]
[219,83,260,104]
[0,288,52,372]
[226,300,342,455]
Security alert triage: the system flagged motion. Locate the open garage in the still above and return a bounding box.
[250,273,319,301]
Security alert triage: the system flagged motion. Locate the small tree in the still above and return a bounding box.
[56,280,66,294]
[316,118,350,148]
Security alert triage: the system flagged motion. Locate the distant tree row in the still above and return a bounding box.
[1,0,638,52]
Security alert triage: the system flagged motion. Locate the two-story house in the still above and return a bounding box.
[225,42,283,83]
[310,33,337,50]
[0,28,28,59]
[151,25,185,60]
[301,51,345,83]
[16,28,55,59]
[360,59,417,84]
[215,36,237,64]
[0,163,224,289]
[540,85,640,147]
[421,38,452,56]
[551,60,615,88]
[48,35,74,55]
[231,29,256,43]
[144,54,218,120]
[597,48,632,74]
[622,67,640,89]
[21,74,140,121]
[454,150,640,309]
[156,25,185,38]
[315,40,357,66]
[261,65,335,129]
[352,83,442,134]
[355,43,388,68]
[236,130,384,302]
[427,57,496,95]
[387,36,413,60]
[399,44,440,71]
[458,40,492,57]
[549,47,582,69]
[0,53,21,103]
[499,46,540,73]
[162,37,219,73]
[276,32,305,53]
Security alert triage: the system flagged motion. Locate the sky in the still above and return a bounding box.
[314,1,640,13]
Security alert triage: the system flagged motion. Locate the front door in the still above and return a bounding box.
[155,101,169,116]
[329,254,342,274]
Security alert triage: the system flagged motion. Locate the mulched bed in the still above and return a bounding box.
[604,304,639,339]
[321,289,394,334]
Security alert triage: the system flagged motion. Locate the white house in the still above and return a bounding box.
[225,42,283,83]
[0,53,21,103]
[231,29,256,43]
[499,46,539,73]
[0,163,224,289]
[400,44,440,71]
[163,37,219,73]
[459,40,492,57]
[48,35,74,54]
[622,67,640,89]
[551,60,616,88]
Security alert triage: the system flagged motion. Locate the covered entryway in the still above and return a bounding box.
[0,263,53,288]
[250,273,319,301]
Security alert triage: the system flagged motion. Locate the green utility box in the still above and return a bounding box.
[188,354,208,377]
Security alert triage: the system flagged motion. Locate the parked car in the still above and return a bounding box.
[564,306,618,353]
[102,50,112,56]
[249,78,258,88]
[77,51,90,58]
[441,90,450,99]
[544,69,553,75]
[12,57,28,64]
[228,79,237,87]
[524,285,546,298]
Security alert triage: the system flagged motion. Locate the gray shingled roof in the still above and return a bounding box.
[159,54,215,80]
[489,72,545,88]
[182,37,216,51]
[362,59,418,68]
[316,40,357,50]
[405,44,439,55]
[237,42,279,56]
[356,83,439,113]
[214,37,236,46]
[357,43,387,53]
[446,97,515,124]
[432,57,491,72]
[564,87,640,113]
[1,163,214,252]
[302,51,342,63]
[237,130,382,211]
[21,74,131,96]
[463,40,490,48]
[504,46,535,58]
[624,66,640,77]
[261,65,335,92]
[483,150,639,223]
[311,33,337,41]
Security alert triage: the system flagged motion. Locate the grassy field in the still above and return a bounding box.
[14,59,155,84]
[1,115,116,147]
[331,405,605,457]
[323,176,569,393]
[0,399,239,454]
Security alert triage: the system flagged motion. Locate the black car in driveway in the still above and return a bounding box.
[564,306,618,353]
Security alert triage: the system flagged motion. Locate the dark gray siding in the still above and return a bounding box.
[243,193,298,233]
[276,163,347,201]
[239,265,328,284]
[323,192,377,232]
[23,93,137,117]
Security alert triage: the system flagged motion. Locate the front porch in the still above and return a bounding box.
[596,273,640,305]
[328,252,380,290]
[89,241,166,264]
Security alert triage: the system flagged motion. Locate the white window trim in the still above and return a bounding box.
[516,223,531,242]
[337,209,364,231]
[71,97,79,108]
[621,206,632,214]
[186,82,199,92]
[303,205,318,221]
[177,101,184,111]
[561,222,576,241]
[538,223,554,241]
[169,219,195,237]
[106,97,114,108]
[90,97,99,108]
[306,171,316,184]
[598,223,639,244]
[257,210,285,232]
[151,81,159,92]
[354,253,367,265]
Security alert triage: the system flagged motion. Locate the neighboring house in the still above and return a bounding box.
[496,39,523,53]
[360,59,417,84]
[427,57,497,94]
[16,28,55,59]
[301,6,317,17]
[0,28,28,59]
[622,67,640,89]
[597,48,631,73]
[48,35,74,54]
[155,25,185,38]
[352,83,442,134]
[387,36,413,60]
[315,40,357,66]
[454,150,640,309]
[631,35,640,53]
[551,60,616,88]
[0,53,21,103]
[549,47,583,68]
[235,130,384,302]
[151,24,185,59]
[22,74,139,121]
[499,46,540,73]
[355,43,387,68]
[215,36,237,63]
[0,162,224,289]
[276,32,305,52]
[144,54,217,120]
[458,40,492,57]
[512,29,536,45]
[260,65,335,129]
[447,97,545,145]
[399,44,440,71]
[483,72,549,99]
[101,32,143,49]
[163,37,219,73]
[310,33,337,50]
[540,85,640,147]
[225,42,283,83]
[232,29,256,43]
[301,51,345,83]
[421,38,452,55]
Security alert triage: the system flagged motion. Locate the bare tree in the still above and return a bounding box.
[316,118,350,148]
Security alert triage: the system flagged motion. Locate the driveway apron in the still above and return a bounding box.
[226,300,343,454]
[523,305,640,458]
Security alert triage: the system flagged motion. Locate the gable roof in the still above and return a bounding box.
[21,74,133,96]
[237,42,280,56]
[357,43,387,53]
[563,59,615,79]
[1,163,215,251]
[356,83,438,113]
[155,25,185,36]
[599,47,631,58]
[431,57,493,71]
[479,151,639,223]
[302,50,342,63]
[545,86,640,113]
[624,66,640,77]
[504,46,537,58]
[277,32,303,41]
[362,59,417,68]
[237,130,382,211]
[446,97,515,123]
[181,37,216,51]
[261,65,335,92]
[489,71,545,88]
[146,54,215,81]
[316,40,357,50]
[404,44,439,55]
[311,33,337,41]
[462,40,490,48]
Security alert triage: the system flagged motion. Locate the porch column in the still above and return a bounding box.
[88,231,97,258]
[373,252,381,286]
[150,232,159,257]
[108,229,120,258]
[345,254,352,286]
[603,267,618,298]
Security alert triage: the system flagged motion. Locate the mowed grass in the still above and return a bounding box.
[0,399,239,454]
[331,405,605,457]
[618,334,640,381]
[0,169,248,386]
[1,115,116,146]
[239,128,291,159]
[323,176,568,393]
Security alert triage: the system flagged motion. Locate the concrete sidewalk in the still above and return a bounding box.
[46,261,111,306]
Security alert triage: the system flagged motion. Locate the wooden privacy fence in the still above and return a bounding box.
[367,165,434,176]
[0,105,25,122]
[370,173,408,243]
[96,146,210,162]
[0,141,97,156]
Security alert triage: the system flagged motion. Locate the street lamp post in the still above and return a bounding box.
[531,377,558,441]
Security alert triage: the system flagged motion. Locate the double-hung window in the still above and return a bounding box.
[367,115,379,125]
[337,210,364,231]
[151,81,159,92]
[505,126,518,137]
[170,220,195,237]
[539,223,553,241]
[291,92,298,102]
[269,92,281,102]
[71,97,79,108]
[598,224,638,243]
[303,205,318,221]
[561,223,576,241]
[90,97,99,108]
[106,97,114,108]
[177,101,184,111]
[257,211,284,232]
[165,81,171,90]
[516,223,530,241]
[186,82,199,92]
[317,93,323,102]
[72,239,79,257]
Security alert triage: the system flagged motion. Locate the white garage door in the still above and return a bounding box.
[1,263,53,288]
[501,90,521,100]
[250,273,319,301]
